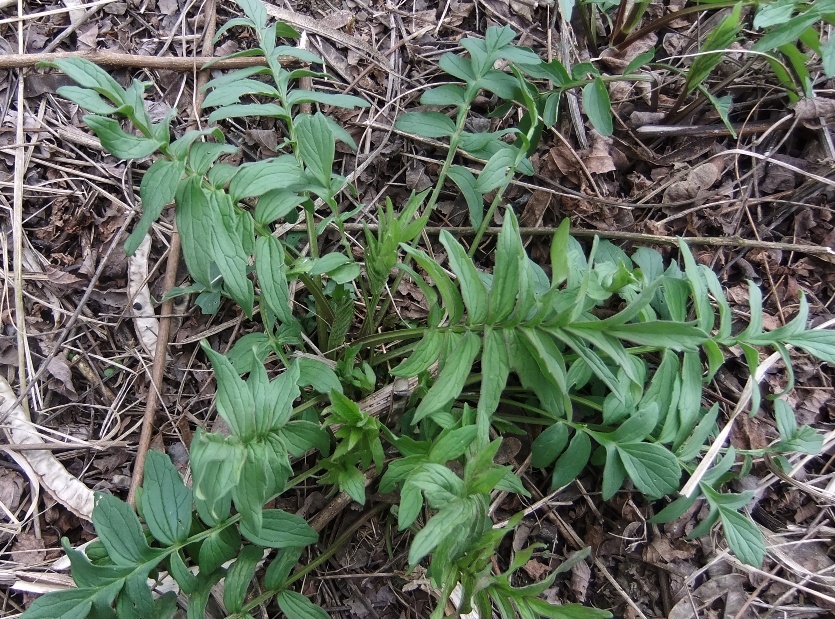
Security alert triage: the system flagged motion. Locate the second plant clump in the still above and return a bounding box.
[24,1,835,617]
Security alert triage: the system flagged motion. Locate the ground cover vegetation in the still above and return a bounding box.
[3,0,835,616]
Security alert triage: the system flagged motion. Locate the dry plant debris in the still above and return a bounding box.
[1,0,835,617]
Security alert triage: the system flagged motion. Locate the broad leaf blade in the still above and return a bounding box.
[93,493,162,567]
[140,450,193,545]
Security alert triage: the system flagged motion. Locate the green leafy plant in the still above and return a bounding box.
[25,1,835,617]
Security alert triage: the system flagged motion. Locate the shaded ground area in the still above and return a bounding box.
[1,0,834,617]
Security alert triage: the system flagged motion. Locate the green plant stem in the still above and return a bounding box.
[372,89,479,332]
[468,168,516,258]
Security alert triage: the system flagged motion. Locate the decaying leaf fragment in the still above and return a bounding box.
[127,234,159,356]
[0,376,94,520]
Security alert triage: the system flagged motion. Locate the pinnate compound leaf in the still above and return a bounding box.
[84,115,162,159]
[277,590,331,619]
[240,509,318,548]
[616,442,681,498]
[439,230,488,324]
[125,158,185,256]
[395,111,456,138]
[224,545,263,613]
[581,78,613,136]
[719,507,765,566]
[413,331,481,423]
[140,450,193,545]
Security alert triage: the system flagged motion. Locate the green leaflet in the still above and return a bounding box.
[581,78,613,136]
[223,545,263,613]
[140,450,193,546]
[92,494,163,567]
[277,590,331,619]
[126,158,185,256]
[240,509,318,548]
[83,115,162,159]
[395,111,456,138]
[201,340,257,439]
[296,112,335,189]
[256,235,294,324]
[413,331,482,423]
[439,230,488,324]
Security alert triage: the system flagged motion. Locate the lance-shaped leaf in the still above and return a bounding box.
[140,450,193,545]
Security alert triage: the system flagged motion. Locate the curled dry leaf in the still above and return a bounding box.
[663,161,723,204]
[599,33,658,74]
[668,573,751,619]
[127,234,159,356]
[0,375,94,520]
[792,98,835,121]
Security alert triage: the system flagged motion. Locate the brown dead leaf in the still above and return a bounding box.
[519,189,551,228]
[444,1,474,27]
[0,468,24,514]
[11,533,46,566]
[599,33,657,74]
[629,111,666,127]
[523,559,551,581]
[584,133,618,175]
[321,10,354,30]
[569,559,591,600]
[668,574,752,619]
[792,98,835,121]
[46,353,78,401]
[663,161,723,204]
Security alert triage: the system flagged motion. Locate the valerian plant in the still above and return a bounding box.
[25,0,835,617]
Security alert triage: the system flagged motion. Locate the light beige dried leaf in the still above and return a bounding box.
[127,234,158,357]
[0,376,94,520]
